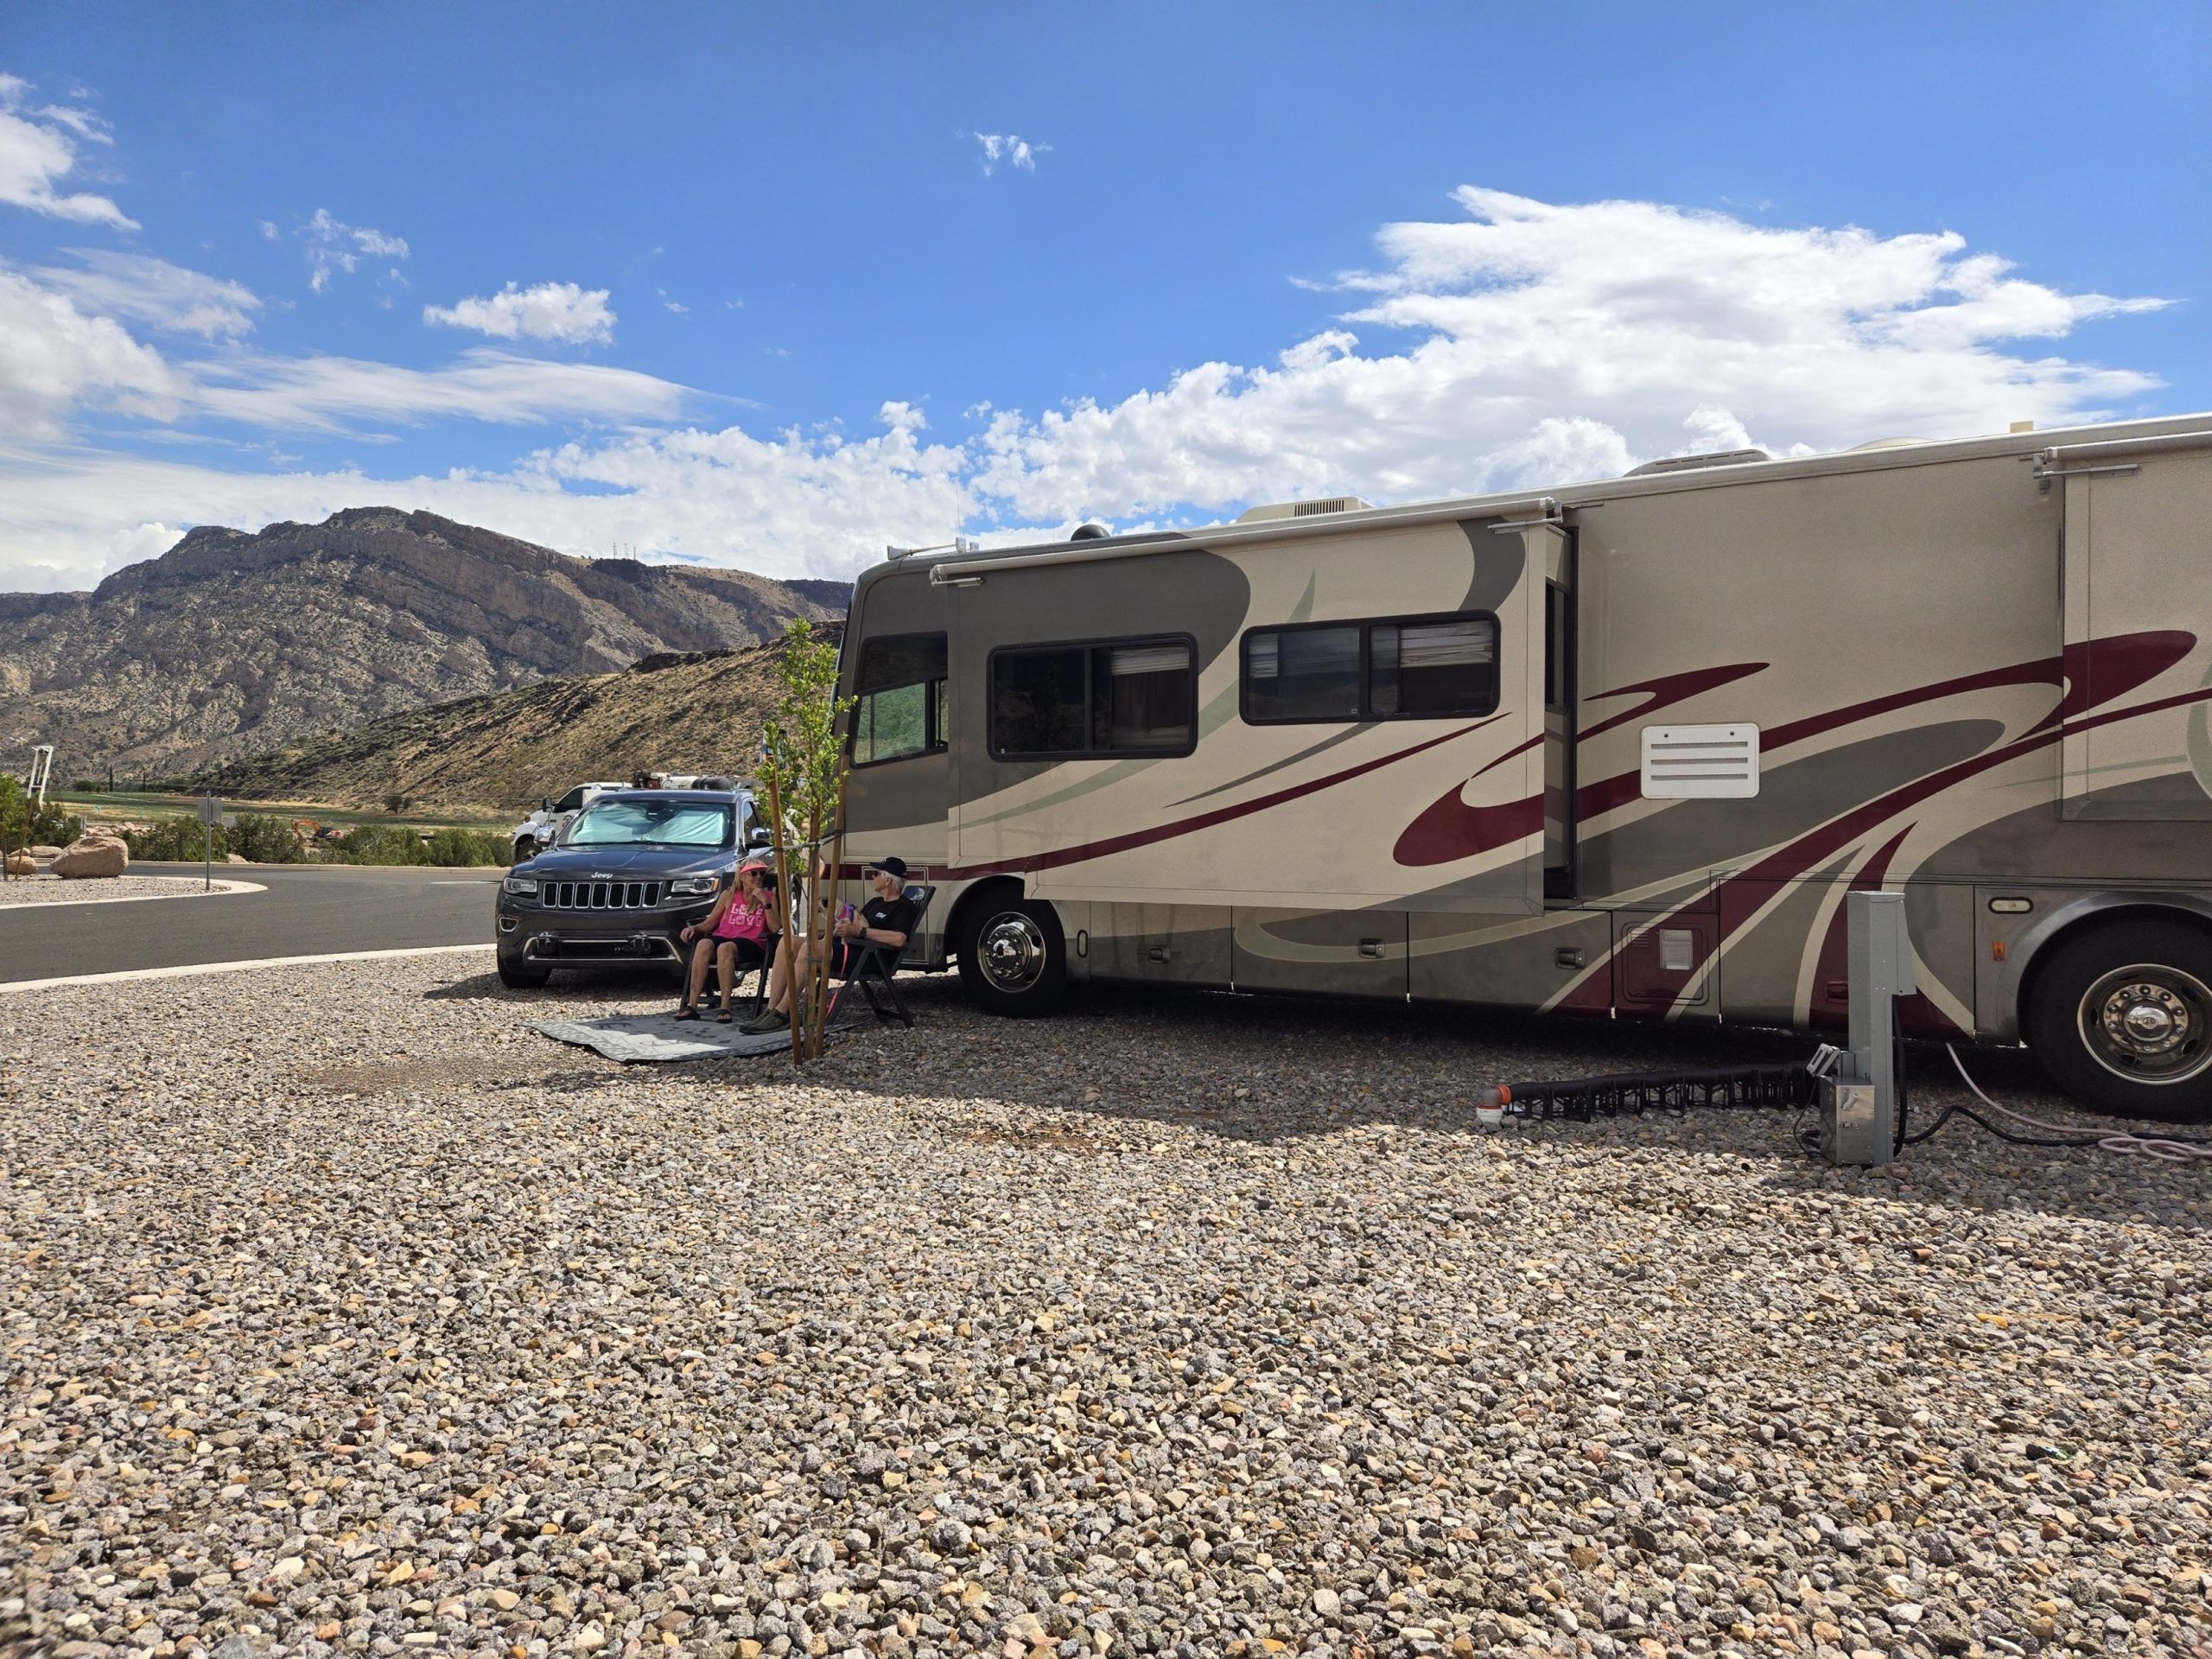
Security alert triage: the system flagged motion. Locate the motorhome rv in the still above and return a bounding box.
[831,413,2212,1122]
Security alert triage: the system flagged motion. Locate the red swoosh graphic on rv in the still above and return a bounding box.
[938,713,1510,879]
[1565,683,2212,1021]
[1572,630,2197,830]
[1678,682,2212,963]
[1400,663,1770,866]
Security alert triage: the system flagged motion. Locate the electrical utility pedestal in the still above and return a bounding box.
[1817,890,1916,1166]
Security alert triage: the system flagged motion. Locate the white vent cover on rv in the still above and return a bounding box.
[1234,496,1374,524]
[1641,724,1760,798]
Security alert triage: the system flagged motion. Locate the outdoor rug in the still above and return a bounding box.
[531,1012,865,1064]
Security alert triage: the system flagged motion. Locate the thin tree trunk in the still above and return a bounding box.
[810,766,851,1060]
[761,752,799,1066]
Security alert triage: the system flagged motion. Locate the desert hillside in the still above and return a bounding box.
[191,628,842,813]
[0,507,847,776]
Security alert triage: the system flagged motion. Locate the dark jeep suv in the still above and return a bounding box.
[494,788,766,988]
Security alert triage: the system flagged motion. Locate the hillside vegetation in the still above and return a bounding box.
[194,628,841,813]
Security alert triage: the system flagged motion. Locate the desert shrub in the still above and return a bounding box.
[124,816,228,861]
[231,812,306,863]
[29,801,82,846]
[0,778,23,858]
[425,826,510,867]
[328,824,431,866]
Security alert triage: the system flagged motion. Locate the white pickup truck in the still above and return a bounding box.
[511,781,627,861]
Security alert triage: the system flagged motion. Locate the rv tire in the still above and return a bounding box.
[2024,917,2212,1124]
[957,898,1067,1016]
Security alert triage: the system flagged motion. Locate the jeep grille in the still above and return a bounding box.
[543,880,663,910]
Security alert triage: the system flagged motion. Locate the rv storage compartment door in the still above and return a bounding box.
[2060,445,2212,819]
[1234,908,1408,999]
[1099,903,1233,988]
[1611,911,1718,1020]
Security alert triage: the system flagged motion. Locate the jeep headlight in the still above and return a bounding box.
[667,874,719,898]
[501,874,538,896]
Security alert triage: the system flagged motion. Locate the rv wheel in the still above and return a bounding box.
[957,898,1067,1016]
[2024,918,2212,1124]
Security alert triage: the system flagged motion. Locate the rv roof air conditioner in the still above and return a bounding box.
[1234,496,1375,524]
[1624,449,1771,478]
[1070,523,1111,542]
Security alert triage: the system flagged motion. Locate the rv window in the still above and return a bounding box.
[991,646,1087,754]
[990,636,1196,757]
[1244,625,1362,721]
[851,632,948,767]
[1371,618,1497,716]
[1242,611,1497,723]
[1092,642,1192,751]
[854,680,931,765]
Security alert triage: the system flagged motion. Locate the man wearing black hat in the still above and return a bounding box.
[744,856,919,1032]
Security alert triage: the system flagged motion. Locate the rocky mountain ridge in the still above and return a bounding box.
[0,508,846,775]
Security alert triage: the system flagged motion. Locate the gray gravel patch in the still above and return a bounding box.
[1,958,2206,1659]
[0,874,251,907]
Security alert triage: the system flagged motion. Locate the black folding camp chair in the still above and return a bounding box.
[836,884,933,1028]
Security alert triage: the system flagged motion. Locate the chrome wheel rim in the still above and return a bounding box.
[2078,963,2212,1085]
[977,911,1047,995]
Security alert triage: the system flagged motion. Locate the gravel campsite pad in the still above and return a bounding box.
[1,957,2206,1659]
[0,874,246,907]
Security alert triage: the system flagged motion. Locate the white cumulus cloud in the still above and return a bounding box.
[0,268,179,437]
[972,131,1046,175]
[424,280,617,344]
[966,186,2167,522]
[0,74,134,228]
[299,207,411,292]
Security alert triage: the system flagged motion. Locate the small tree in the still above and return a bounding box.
[0,777,26,880]
[757,620,855,1062]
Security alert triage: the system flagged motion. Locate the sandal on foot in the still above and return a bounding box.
[715,1007,734,1024]
[673,1006,701,1021]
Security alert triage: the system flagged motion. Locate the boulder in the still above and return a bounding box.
[52,832,129,880]
[29,844,61,858]
[3,851,35,877]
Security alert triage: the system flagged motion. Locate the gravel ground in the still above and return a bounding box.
[0,875,243,907]
[1,955,2206,1659]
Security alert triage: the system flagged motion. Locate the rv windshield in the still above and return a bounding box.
[564,799,734,849]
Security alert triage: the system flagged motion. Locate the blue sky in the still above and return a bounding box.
[2,1,2205,588]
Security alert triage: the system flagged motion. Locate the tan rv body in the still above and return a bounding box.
[835,415,2212,1115]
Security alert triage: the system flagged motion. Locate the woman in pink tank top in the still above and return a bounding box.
[675,862,779,1022]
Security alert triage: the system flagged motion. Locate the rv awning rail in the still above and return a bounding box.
[927,496,1560,584]
[2034,428,2212,481]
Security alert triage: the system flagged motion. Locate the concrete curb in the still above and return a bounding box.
[0,876,266,911]
[0,942,494,994]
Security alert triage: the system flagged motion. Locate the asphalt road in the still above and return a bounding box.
[0,864,500,984]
